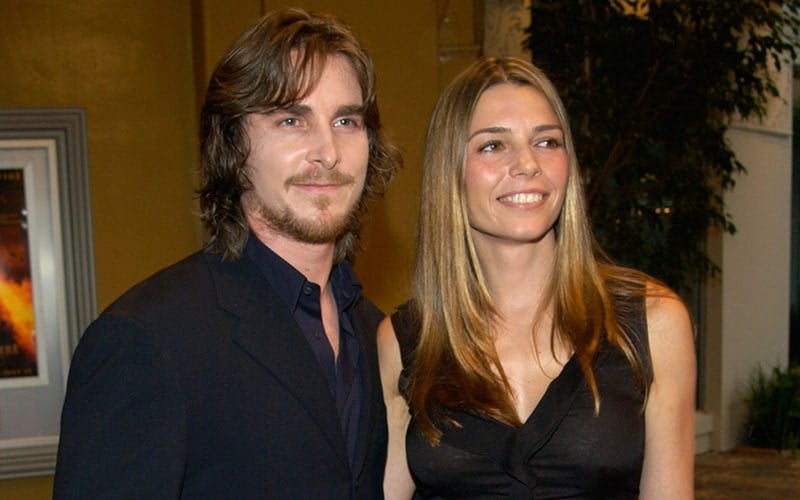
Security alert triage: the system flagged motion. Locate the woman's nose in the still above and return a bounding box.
[510,147,541,177]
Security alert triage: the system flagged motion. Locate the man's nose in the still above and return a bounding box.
[307,125,339,169]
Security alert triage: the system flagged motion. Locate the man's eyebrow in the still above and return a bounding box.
[270,103,311,116]
[267,103,364,117]
[336,103,366,116]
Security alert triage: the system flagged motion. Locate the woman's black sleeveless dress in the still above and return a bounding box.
[390,298,652,499]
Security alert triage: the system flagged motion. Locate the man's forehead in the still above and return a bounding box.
[284,53,360,95]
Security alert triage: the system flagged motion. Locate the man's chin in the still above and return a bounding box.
[278,214,353,245]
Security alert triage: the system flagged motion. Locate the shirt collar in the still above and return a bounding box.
[244,233,362,314]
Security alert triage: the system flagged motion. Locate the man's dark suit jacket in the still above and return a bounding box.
[53,250,388,499]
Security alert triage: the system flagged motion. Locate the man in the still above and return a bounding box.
[54,8,401,499]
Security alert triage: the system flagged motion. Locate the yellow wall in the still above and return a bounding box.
[0,0,437,496]
[0,0,204,311]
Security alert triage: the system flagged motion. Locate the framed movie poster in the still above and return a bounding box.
[0,167,39,382]
[0,109,96,478]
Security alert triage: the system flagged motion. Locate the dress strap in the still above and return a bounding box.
[390,301,420,399]
[390,301,419,371]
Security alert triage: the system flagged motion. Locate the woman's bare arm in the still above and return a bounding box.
[377,317,416,500]
[639,283,696,499]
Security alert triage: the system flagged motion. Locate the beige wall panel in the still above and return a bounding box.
[0,0,203,314]
[196,0,263,83]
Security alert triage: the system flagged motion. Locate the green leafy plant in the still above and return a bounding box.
[743,364,800,451]
[525,0,800,291]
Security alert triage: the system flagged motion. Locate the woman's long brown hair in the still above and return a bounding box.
[408,57,652,444]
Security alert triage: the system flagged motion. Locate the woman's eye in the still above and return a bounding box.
[537,138,562,148]
[479,141,501,153]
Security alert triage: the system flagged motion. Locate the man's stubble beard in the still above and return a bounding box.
[243,167,365,245]
[256,192,359,244]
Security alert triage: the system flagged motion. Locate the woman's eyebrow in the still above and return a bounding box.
[468,126,510,140]
[468,123,562,140]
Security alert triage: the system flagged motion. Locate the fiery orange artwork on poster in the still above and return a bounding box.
[0,168,38,377]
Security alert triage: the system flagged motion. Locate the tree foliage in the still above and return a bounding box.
[526,0,800,291]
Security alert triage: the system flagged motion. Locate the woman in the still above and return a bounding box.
[378,57,696,499]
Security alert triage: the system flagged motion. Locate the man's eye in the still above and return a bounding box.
[279,117,299,126]
[335,117,362,128]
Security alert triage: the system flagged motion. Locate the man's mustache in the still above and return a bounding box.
[286,170,355,186]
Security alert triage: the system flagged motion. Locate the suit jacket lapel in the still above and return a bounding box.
[207,253,350,468]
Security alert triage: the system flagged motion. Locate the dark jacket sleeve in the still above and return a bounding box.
[53,312,186,499]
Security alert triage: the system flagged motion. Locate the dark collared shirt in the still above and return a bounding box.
[245,235,363,465]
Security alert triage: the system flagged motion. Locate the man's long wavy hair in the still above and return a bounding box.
[408,57,654,444]
[198,8,401,263]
